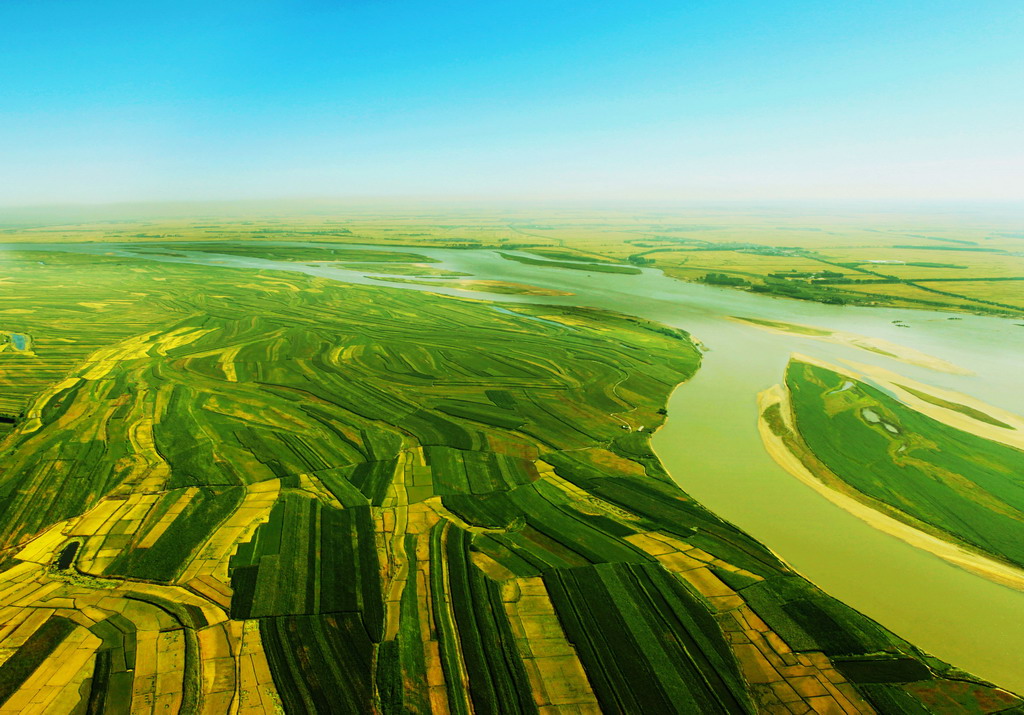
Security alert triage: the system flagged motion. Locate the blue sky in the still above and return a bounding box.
[1,1,1022,205]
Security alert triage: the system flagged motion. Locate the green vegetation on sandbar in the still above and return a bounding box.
[732,316,834,337]
[368,276,456,287]
[521,248,610,263]
[338,262,469,277]
[146,242,438,263]
[0,245,1017,713]
[895,384,1014,429]
[784,359,1024,568]
[500,252,642,274]
[369,276,571,295]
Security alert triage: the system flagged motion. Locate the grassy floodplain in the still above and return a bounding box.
[0,243,1019,713]
[145,242,439,263]
[764,358,1024,578]
[369,276,573,295]
[498,252,643,275]
[5,206,1023,315]
[339,263,470,277]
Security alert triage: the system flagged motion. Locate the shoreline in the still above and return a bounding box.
[729,316,972,374]
[757,383,1024,592]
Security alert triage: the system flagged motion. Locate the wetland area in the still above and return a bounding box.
[10,239,1024,693]
[1,235,1024,714]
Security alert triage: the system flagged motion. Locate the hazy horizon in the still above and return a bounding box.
[3,196,1024,229]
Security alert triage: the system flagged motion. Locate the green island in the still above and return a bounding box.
[147,242,439,263]
[766,359,1024,573]
[499,252,643,275]
[370,276,573,295]
[892,385,1014,430]
[731,317,835,337]
[340,263,470,277]
[0,244,1018,713]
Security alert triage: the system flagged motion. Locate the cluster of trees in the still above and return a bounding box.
[699,272,749,286]
[627,255,656,266]
[699,271,851,305]
[752,280,848,304]
[767,270,844,280]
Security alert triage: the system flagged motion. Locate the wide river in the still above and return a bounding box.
[8,241,1024,691]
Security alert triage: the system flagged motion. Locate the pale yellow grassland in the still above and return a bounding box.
[18,377,81,434]
[413,530,451,714]
[530,314,591,329]
[122,390,172,491]
[14,520,73,566]
[838,282,959,301]
[469,551,519,581]
[73,495,152,573]
[155,631,187,713]
[542,472,643,525]
[178,478,280,586]
[129,630,165,713]
[220,345,241,382]
[234,619,282,714]
[500,577,600,714]
[153,327,217,355]
[932,280,1024,308]
[199,389,318,435]
[820,247,1024,276]
[625,528,873,713]
[197,623,237,714]
[0,606,55,659]
[379,451,412,642]
[651,250,837,276]
[78,329,164,381]
[137,489,197,549]
[0,625,102,714]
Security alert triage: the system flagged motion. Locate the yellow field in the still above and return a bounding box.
[649,250,838,276]
[931,280,1024,309]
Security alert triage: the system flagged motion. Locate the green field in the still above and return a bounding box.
[0,245,1017,713]
[780,359,1024,569]
[894,384,1014,429]
[146,242,439,263]
[339,262,469,277]
[499,252,643,274]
